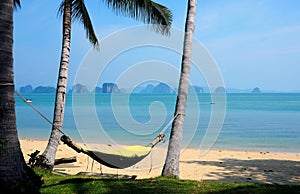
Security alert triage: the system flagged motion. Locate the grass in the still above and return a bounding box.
[36,170,300,194]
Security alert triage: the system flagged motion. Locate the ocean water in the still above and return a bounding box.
[15,93,300,153]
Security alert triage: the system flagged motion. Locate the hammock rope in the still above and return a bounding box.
[15,90,67,136]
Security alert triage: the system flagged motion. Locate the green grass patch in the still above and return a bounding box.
[35,170,300,194]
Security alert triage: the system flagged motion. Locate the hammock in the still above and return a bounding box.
[60,133,165,169]
[15,91,178,169]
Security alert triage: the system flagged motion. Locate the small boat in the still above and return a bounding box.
[25,99,32,103]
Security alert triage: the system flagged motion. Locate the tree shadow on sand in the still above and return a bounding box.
[181,157,300,184]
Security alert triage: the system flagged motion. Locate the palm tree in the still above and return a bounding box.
[162,0,197,178]
[0,0,41,191]
[37,0,172,170]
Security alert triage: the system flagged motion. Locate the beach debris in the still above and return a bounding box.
[54,156,77,165]
[53,169,70,176]
[260,151,269,155]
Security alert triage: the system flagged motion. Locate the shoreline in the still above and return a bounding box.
[19,137,300,155]
[19,138,300,184]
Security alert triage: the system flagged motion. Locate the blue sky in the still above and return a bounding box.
[14,0,300,92]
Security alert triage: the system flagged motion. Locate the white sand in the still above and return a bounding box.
[20,139,300,184]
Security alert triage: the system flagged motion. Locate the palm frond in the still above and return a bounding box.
[57,1,64,16]
[57,0,99,49]
[72,0,99,48]
[14,0,21,10]
[103,0,172,36]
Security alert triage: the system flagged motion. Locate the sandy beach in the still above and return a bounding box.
[20,139,300,185]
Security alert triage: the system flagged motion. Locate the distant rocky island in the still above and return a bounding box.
[68,83,120,94]
[18,84,263,94]
[19,85,56,93]
[135,83,176,94]
[132,83,206,94]
[251,87,261,93]
[19,83,121,94]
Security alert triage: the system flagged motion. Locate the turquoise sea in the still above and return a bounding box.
[15,93,300,153]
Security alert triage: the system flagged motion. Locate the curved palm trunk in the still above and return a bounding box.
[38,0,72,170]
[162,0,197,178]
[36,0,172,170]
[0,0,40,190]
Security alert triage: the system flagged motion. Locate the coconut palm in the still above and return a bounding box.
[37,0,172,170]
[162,0,197,178]
[0,0,41,191]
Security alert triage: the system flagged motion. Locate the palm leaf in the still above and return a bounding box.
[14,0,21,9]
[72,0,99,48]
[58,0,99,49]
[103,0,172,35]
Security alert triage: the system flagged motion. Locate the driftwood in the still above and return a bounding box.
[54,156,77,165]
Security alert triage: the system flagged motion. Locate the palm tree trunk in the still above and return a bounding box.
[162,0,197,178]
[0,0,40,191]
[38,0,72,170]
